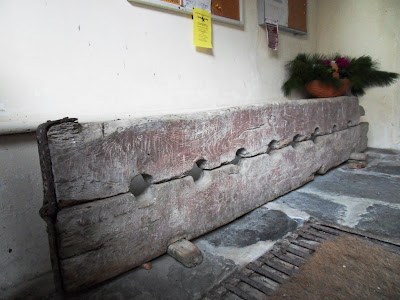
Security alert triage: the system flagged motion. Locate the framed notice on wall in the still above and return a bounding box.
[258,0,307,34]
[128,0,244,25]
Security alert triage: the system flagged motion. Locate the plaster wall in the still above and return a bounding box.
[0,0,319,294]
[0,0,317,134]
[315,0,400,150]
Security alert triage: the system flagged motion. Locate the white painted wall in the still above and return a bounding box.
[315,0,400,150]
[0,0,319,295]
[0,0,318,134]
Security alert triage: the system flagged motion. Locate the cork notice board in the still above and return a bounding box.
[129,0,243,25]
[258,0,307,34]
[288,0,306,32]
[211,0,240,22]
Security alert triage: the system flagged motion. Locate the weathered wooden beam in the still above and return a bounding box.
[37,97,368,293]
[55,125,367,292]
[46,97,362,206]
[316,122,368,174]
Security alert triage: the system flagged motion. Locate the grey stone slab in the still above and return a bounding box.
[366,164,400,176]
[366,148,400,155]
[275,191,346,224]
[203,208,298,248]
[46,97,362,205]
[356,204,400,239]
[364,151,400,163]
[304,169,400,204]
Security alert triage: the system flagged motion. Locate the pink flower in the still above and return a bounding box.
[336,57,350,68]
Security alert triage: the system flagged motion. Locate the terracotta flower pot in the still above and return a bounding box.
[305,79,350,98]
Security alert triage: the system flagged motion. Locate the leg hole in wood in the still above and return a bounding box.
[290,134,304,148]
[130,174,152,197]
[188,160,206,182]
[230,148,247,165]
[311,128,320,143]
[293,134,304,142]
[268,140,278,152]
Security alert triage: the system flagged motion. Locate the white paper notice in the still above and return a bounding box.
[183,0,211,12]
[265,18,279,51]
[197,0,211,11]
[183,0,196,8]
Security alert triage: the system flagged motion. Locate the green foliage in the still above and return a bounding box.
[282,53,399,96]
[345,56,399,96]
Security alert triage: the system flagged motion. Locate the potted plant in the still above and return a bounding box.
[282,53,399,98]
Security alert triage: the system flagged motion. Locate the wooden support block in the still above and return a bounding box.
[349,162,367,169]
[141,262,152,270]
[167,239,203,268]
[349,152,368,161]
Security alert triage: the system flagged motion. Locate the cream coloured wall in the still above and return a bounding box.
[315,0,400,150]
[0,0,318,135]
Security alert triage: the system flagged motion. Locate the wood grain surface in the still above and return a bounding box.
[56,125,368,292]
[47,97,362,206]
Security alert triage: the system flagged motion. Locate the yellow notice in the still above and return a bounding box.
[193,8,212,48]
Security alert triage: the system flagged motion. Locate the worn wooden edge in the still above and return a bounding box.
[36,117,77,294]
